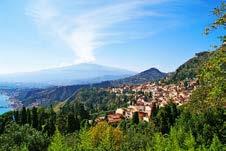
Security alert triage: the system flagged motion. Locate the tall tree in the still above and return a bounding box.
[21,107,27,125]
[44,107,56,136]
[32,107,38,129]
[132,112,139,125]
[14,110,19,124]
[67,113,76,133]
[38,108,48,131]
[56,111,68,134]
[78,103,89,120]
[48,129,69,151]
[27,109,31,125]
[151,102,159,119]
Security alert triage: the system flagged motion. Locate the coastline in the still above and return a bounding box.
[0,94,11,114]
[0,93,23,115]
[8,97,23,110]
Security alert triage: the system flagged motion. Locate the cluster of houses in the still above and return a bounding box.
[99,80,198,124]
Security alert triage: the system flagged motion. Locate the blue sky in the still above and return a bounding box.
[0,0,223,74]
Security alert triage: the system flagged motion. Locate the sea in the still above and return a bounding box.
[0,94,11,115]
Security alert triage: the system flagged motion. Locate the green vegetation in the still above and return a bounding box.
[166,51,211,83]
[0,123,49,151]
[132,112,139,125]
[152,101,180,134]
[204,1,225,42]
[0,46,224,150]
[66,88,130,114]
[0,3,225,151]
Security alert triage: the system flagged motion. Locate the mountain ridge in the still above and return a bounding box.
[0,63,136,86]
[7,67,166,107]
[2,49,211,108]
[110,67,167,86]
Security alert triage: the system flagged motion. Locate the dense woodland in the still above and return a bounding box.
[0,2,225,151]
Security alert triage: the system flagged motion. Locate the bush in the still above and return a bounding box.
[0,123,49,151]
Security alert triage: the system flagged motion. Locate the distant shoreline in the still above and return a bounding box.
[0,93,23,114]
[0,94,12,114]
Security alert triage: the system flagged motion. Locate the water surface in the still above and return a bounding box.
[0,94,11,115]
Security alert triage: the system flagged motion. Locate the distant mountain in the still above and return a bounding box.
[111,68,167,85]
[3,51,215,108]
[0,63,135,86]
[9,67,165,107]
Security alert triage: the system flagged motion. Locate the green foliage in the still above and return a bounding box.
[56,111,68,134]
[14,110,19,123]
[76,103,90,120]
[122,128,152,151]
[20,144,29,151]
[153,102,179,134]
[67,113,80,133]
[209,134,224,151]
[0,123,49,151]
[77,129,93,151]
[77,122,123,151]
[132,112,139,125]
[176,100,224,146]
[166,51,211,83]
[43,107,56,136]
[21,107,27,125]
[67,88,124,113]
[27,109,31,125]
[148,127,196,151]
[57,101,88,134]
[32,107,38,129]
[118,120,155,151]
[0,111,14,134]
[197,47,226,107]
[204,1,225,42]
[48,129,72,151]
[184,130,196,151]
[151,133,167,151]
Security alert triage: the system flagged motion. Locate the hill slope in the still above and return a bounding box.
[111,68,167,85]
[166,51,211,83]
[14,82,113,107]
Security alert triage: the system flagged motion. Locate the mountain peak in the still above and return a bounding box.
[151,67,159,70]
[138,67,165,75]
[112,67,167,85]
[0,63,136,86]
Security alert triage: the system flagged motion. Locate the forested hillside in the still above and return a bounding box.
[166,51,211,83]
[12,82,113,107]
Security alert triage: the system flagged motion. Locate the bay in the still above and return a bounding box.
[0,94,11,115]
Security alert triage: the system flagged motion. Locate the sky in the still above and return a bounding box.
[0,0,223,74]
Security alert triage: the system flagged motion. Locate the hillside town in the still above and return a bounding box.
[101,80,198,124]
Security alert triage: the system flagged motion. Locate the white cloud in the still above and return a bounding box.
[26,0,172,64]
